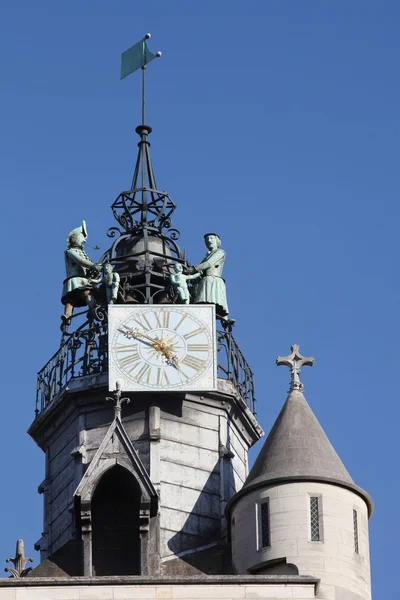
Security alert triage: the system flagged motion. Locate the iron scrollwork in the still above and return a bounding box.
[42,123,256,417]
[217,330,256,415]
[36,320,107,416]
[36,320,256,417]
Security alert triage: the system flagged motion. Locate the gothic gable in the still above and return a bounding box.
[74,418,158,515]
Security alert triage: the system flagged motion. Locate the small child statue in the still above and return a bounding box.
[102,262,120,304]
[169,263,201,304]
[90,262,120,304]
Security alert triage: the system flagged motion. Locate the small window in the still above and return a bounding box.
[310,497,320,541]
[260,501,270,548]
[353,509,359,554]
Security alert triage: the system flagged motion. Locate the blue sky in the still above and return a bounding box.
[0,1,398,596]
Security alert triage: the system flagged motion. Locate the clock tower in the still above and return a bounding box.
[28,37,262,578]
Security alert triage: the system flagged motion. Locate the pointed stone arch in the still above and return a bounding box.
[73,418,158,576]
[91,464,141,575]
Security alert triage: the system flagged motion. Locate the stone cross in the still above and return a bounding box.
[106,381,130,421]
[276,344,314,391]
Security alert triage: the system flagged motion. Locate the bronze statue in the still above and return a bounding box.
[191,233,229,319]
[61,221,101,325]
[102,262,120,304]
[169,263,200,304]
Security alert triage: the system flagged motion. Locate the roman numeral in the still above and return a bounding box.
[162,310,170,328]
[176,367,189,382]
[151,310,171,330]
[153,311,162,328]
[116,343,138,353]
[161,370,170,386]
[187,344,208,352]
[156,368,170,387]
[118,352,141,373]
[181,355,206,371]
[174,313,187,331]
[184,328,203,340]
[131,314,152,332]
[137,363,152,383]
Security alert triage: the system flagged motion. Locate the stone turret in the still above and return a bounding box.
[228,345,373,600]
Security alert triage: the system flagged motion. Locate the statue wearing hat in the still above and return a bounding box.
[191,233,229,319]
[61,221,102,326]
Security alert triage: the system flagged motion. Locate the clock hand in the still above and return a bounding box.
[122,328,179,365]
[121,327,182,368]
[122,327,161,346]
[118,328,159,353]
[162,347,179,367]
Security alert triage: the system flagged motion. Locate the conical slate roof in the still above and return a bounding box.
[247,388,354,486]
[236,389,373,516]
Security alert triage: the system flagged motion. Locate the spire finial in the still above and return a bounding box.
[106,381,130,420]
[276,344,314,391]
[5,540,33,578]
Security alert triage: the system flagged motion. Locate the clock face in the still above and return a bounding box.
[108,304,217,392]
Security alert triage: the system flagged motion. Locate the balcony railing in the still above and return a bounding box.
[35,323,256,418]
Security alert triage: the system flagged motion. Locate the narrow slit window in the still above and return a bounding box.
[353,509,359,554]
[260,501,270,548]
[310,497,320,541]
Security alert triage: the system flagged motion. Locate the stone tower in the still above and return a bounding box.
[228,345,373,600]
[0,39,374,600]
[28,39,262,576]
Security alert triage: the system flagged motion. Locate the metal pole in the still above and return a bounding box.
[141,66,146,125]
[227,331,232,379]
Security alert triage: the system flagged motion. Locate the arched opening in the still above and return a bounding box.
[91,465,141,575]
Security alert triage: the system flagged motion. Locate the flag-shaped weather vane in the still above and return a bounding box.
[120,33,162,125]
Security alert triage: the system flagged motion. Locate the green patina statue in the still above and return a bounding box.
[102,262,120,304]
[61,221,102,325]
[191,233,229,319]
[169,263,200,304]
[91,262,121,304]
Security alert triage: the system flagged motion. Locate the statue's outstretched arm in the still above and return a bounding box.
[66,248,96,269]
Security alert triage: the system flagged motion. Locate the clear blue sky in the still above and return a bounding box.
[0,1,398,596]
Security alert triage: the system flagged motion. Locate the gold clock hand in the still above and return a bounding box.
[123,328,178,365]
[122,327,160,347]
[164,351,179,367]
[121,326,185,370]
[155,343,178,366]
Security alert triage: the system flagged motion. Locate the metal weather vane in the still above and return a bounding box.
[276,344,314,391]
[112,33,177,237]
[120,33,162,126]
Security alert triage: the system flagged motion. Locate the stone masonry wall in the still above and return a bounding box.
[0,577,318,599]
[159,397,249,569]
[37,385,259,576]
[231,482,371,600]
[45,412,79,558]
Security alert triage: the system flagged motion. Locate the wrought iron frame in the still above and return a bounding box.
[44,122,256,418]
[97,124,186,306]
[36,320,256,418]
[110,125,177,235]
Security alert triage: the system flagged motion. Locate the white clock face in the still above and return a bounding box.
[108,305,217,392]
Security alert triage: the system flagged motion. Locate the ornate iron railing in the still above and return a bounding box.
[35,326,256,418]
[35,321,107,417]
[217,330,256,415]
